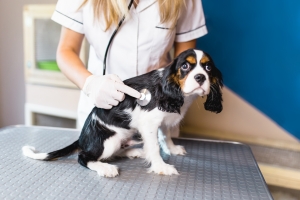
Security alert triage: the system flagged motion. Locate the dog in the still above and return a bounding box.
[22,49,223,177]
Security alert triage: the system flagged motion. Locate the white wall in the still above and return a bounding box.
[0,0,56,127]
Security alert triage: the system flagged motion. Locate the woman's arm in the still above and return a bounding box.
[56,27,92,89]
[173,39,197,57]
[56,27,140,109]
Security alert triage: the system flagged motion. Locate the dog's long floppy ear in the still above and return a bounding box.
[204,56,224,114]
[157,58,184,114]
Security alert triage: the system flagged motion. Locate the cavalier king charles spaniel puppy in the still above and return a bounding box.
[22,49,223,177]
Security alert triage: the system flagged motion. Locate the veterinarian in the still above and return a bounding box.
[51,0,208,128]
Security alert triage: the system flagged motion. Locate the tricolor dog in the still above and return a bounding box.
[23,49,223,177]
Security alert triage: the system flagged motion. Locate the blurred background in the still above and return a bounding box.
[0,0,299,199]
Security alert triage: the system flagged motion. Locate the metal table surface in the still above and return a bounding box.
[0,126,272,200]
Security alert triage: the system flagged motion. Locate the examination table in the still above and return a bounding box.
[0,126,272,199]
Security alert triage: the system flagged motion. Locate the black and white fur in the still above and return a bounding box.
[22,49,223,177]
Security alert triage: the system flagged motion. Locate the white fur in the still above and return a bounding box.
[158,129,170,155]
[87,161,119,177]
[93,113,136,160]
[147,161,179,175]
[117,148,144,159]
[125,107,176,175]
[182,50,210,96]
[122,138,143,147]
[106,89,198,175]
[22,146,48,160]
[139,51,212,174]
[126,104,194,175]
[161,125,187,155]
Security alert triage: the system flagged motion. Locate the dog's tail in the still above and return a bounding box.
[22,140,79,161]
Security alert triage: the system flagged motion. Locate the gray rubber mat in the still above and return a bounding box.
[0,126,272,200]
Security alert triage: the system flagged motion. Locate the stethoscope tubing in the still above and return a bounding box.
[103,0,135,75]
[102,0,151,106]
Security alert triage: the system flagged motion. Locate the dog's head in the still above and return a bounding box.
[161,49,223,113]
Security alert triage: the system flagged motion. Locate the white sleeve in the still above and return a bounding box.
[175,0,208,42]
[51,0,85,34]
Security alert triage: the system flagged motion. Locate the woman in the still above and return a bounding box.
[51,0,207,128]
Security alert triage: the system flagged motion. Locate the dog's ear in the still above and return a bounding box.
[204,83,223,113]
[204,57,224,113]
[157,58,184,114]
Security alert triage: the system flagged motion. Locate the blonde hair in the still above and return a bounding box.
[82,0,187,31]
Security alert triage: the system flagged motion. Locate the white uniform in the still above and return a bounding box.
[52,0,207,128]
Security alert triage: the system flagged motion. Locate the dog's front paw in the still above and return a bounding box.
[169,145,187,155]
[97,163,119,177]
[148,162,179,175]
[88,162,119,177]
[126,148,144,159]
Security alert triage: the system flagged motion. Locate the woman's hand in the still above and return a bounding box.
[83,74,141,109]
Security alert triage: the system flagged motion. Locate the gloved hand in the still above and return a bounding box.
[82,74,141,109]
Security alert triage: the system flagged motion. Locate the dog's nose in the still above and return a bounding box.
[194,74,206,85]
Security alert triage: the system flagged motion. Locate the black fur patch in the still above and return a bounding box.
[95,106,132,129]
[202,52,224,113]
[123,60,185,114]
[204,83,223,113]
[44,140,78,161]
[77,108,116,167]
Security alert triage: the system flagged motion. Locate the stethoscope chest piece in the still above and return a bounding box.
[136,89,151,106]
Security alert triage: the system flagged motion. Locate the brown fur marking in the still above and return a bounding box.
[200,55,210,64]
[186,56,196,64]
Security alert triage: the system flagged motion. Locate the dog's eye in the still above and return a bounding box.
[181,63,190,71]
[205,65,212,71]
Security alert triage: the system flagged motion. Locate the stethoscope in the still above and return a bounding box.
[102,0,151,106]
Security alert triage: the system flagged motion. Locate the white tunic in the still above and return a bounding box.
[52,0,207,127]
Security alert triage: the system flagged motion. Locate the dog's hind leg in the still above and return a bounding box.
[78,110,121,177]
[78,151,119,177]
[116,133,144,159]
[78,133,122,178]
